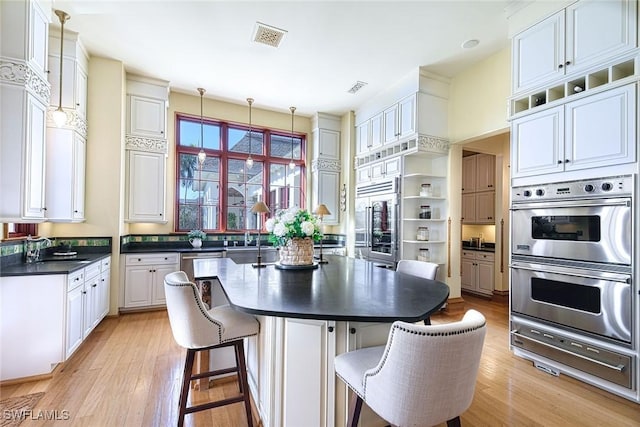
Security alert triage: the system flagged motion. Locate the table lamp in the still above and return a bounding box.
[250,201,270,268]
[314,204,331,264]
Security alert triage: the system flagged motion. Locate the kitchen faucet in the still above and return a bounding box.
[24,235,52,263]
[244,231,252,246]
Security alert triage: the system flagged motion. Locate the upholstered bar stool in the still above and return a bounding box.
[164,271,259,427]
[335,310,486,427]
[396,259,443,323]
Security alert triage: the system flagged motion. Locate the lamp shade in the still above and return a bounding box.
[315,204,331,217]
[250,201,270,214]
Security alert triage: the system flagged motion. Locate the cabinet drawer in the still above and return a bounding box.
[462,250,477,259]
[125,253,179,266]
[67,269,84,291]
[84,261,101,280]
[101,256,111,272]
[476,252,495,262]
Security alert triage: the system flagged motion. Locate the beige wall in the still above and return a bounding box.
[448,47,511,143]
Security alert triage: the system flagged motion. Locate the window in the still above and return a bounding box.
[175,114,305,233]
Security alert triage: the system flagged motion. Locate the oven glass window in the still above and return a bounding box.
[531,278,600,313]
[531,215,601,242]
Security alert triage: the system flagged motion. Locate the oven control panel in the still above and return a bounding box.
[512,175,632,202]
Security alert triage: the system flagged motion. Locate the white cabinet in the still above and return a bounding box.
[311,113,341,225]
[282,318,336,427]
[383,94,416,144]
[512,0,637,94]
[461,153,495,224]
[127,95,166,139]
[357,157,401,184]
[98,257,111,321]
[125,150,166,222]
[48,31,89,120]
[45,129,85,222]
[123,253,179,308]
[356,121,370,154]
[313,129,340,160]
[66,269,85,358]
[125,76,169,223]
[461,250,494,296]
[314,170,339,225]
[512,83,636,178]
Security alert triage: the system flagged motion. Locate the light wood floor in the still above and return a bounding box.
[2,295,640,426]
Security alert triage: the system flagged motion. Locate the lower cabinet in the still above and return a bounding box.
[123,253,179,308]
[461,250,494,296]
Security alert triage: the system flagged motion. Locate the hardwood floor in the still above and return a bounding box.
[2,295,639,426]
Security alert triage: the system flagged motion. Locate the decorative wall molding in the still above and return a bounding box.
[0,58,50,105]
[125,135,168,154]
[417,134,450,154]
[46,108,88,138]
[311,158,341,172]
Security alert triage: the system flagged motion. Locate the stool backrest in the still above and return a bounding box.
[396,259,439,280]
[164,271,224,349]
[363,309,486,426]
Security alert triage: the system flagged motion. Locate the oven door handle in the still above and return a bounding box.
[510,197,630,210]
[511,331,625,372]
[510,263,630,283]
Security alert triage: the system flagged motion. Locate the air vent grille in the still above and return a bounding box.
[253,22,287,48]
[356,179,398,197]
[348,81,368,94]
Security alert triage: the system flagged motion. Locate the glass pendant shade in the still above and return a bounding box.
[52,108,66,127]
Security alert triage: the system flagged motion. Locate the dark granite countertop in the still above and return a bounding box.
[1,251,111,277]
[193,255,449,323]
[461,242,495,253]
[120,241,344,254]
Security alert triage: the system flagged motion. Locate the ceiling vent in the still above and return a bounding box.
[347,81,368,94]
[253,22,287,48]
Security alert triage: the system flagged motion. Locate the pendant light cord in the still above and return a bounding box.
[54,10,70,112]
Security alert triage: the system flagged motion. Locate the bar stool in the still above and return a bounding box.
[335,310,486,427]
[164,271,259,427]
[396,259,444,323]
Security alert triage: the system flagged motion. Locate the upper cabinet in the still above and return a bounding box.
[462,153,496,224]
[125,75,169,223]
[0,0,50,222]
[383,94,416,144]
[512,0,637,94]
[311,113,341,225]
[45,30,89,222]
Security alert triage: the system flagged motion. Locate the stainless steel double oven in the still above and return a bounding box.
[510,175,635,390]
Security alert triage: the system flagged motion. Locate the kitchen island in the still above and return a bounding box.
[193,255,449,427]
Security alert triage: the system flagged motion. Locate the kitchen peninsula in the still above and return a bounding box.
[193,255,449,427]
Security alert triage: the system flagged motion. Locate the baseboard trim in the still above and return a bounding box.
[443,297,465,316]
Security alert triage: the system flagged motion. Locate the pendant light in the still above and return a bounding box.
[289,106,296,170]
[246,98,254,169]
[52,10,70,127]
[197,88,206,165]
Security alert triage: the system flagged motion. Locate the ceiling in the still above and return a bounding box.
[53,0,512,117]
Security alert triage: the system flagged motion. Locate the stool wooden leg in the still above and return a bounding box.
[347,394,363,427]
[178,348,196,427]
[447,416,461,427]
[235,340,253,427]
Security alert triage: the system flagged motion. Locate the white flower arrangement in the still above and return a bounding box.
[265,207,321,247]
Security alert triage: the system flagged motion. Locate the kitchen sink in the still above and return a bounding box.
[225,247,277,264]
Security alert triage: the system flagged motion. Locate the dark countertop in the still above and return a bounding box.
[1,252,111,277]
[461,242,495,253]
[121,242,344,254]
[193,255,449,323]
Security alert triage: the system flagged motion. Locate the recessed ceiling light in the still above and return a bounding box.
[461,39,480,49]
[347,81,368,94]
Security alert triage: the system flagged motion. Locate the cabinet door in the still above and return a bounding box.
[370,161,385,181]
[565,84,635,171]
[461,193,476,224]
[384,157,401,177]
[152,264,177,305]
[282,319,335,427]
[356,167,371,183]
[75,66,88,118]
[66,284,85,359]
[565,0,636,74]
[477,261,495,295]
[398,94,416,139]
[475,192,495,224]
[72,134,86,220]
[511,105,564,178]
[124,266,153,308]
[317,170,339,225]
[370,113,383,150]
[475,154,495,192]
[47,54,76,110]
[29,1,49,78]
[24,95,47,220]
[356,121,370,154]
[84,276,99,338]
[98,260,111,320]
[461,156,477,194]
[512,11,565,93]
[461,256,475,291]
[126,150,166,222]
[128,95,166,138]
[383,104,399,144]
[315,129,340,160]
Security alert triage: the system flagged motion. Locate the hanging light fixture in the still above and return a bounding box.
[246,98,254,169]
[52,10,70,127]
[197,88,206,165]
[289,106,296,170]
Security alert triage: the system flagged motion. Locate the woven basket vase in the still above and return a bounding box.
[279,237,314,265]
